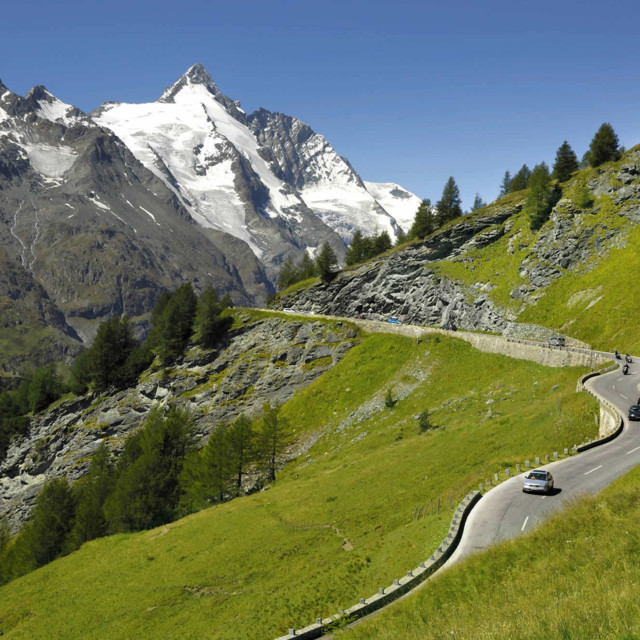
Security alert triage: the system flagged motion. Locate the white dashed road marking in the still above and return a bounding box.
[521,516,529,531]
[585,465,602,475]
[627,446,640,455]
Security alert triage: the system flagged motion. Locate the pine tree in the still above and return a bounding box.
[257,403,291,482]
[90,315,138,390]
[194,286,230,348]
[69,441,113,546]
[587,123,620,167]
[395,228,407,246]
[436,177,462,226]
[298,253,317,280]
[316,241,338,283]
[345,230,365,266]
[27,364,63,413]
[470,193,486,212]
[227,415,255,490]
[201,424,233,502]
[499,171,511,197]
[277,256,299,290]
[509,164,531,192]
[373,230,392,255]
[25,478,76,566]
[552,141,579,182]
[105,406,196,531]
[408,199,434,240]
[156,283,198,364]
[525,162,561,230]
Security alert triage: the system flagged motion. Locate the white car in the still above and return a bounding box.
[522,469,554,494]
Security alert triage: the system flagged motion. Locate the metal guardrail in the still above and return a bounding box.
[273,491,482,640]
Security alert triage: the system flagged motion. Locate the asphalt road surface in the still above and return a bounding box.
[449,356,640,564]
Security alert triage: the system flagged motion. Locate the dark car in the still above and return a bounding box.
[629,405,640,421]
[522,469,554,494]
[549,336,565,347]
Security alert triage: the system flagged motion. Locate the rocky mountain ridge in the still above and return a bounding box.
[274,146,640,343]
[0,65,418,375]
[0,313,360,531]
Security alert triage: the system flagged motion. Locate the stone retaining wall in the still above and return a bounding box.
[576,367,625,451]
[349,318,609,369]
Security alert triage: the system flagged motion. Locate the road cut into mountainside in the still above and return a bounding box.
[275,318,633,640]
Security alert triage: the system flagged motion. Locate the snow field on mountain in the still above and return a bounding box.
[95,98,266,256]
[364,181,422,233]
[301,182,396,240]
[34,93,84,127]
[22,143,77,178]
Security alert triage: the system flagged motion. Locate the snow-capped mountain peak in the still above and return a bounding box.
[25,85,87,127]
[93,64,419,274]
[158,63,246,122]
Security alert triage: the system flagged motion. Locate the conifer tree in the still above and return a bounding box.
[27,364,63,413]
[90,315,138,390]
[587,123,621,167]
[156,283,198,364]
[24,478,76,567]
[194,286,230,348]
[408,199,434,240]
[70,441,113,546]
[435,177,463,226]
[298,253,317,280]
[552,140,579,182]
[105,406,196,531]
[373,230,392,255]
[345,229,365,266]
[470,193,486,212]
[201,424,232,502]
[277,256,299,290]
[395,228,407,246]
[509,164,531,192]
[227,415,255,490]
[499,171,511,197]
[257,403,291,482]
[316,242,338,283]
[525,162,561,230]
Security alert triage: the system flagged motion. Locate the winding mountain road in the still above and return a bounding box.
[450,358,640,564]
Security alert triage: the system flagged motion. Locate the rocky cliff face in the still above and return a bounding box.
[0,65,420,375]
[274,147,640,339]
[0,79,275,374]
[274,204,520,332]
[0,314,360,531]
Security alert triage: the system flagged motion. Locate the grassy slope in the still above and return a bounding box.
[518,220,640,352]
[345,464,640,640]
[0,332,599,639]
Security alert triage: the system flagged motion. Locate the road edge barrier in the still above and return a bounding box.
[575,364,624,452]
[274,355,619,639]
[273,490,482,640]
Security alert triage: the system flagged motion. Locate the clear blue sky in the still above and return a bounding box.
[3,0,640,209]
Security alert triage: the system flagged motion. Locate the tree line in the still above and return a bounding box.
[0,283,233,465]
[277,240,338,290]
[499,123,622,230]
[0,401,293,585]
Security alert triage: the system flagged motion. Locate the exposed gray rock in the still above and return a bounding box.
[0,315,360,532]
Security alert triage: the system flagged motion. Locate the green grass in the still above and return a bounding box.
[0,333,600,639]
[432,212,533,310]
[518,221,640,352]
[344,464,640,640]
